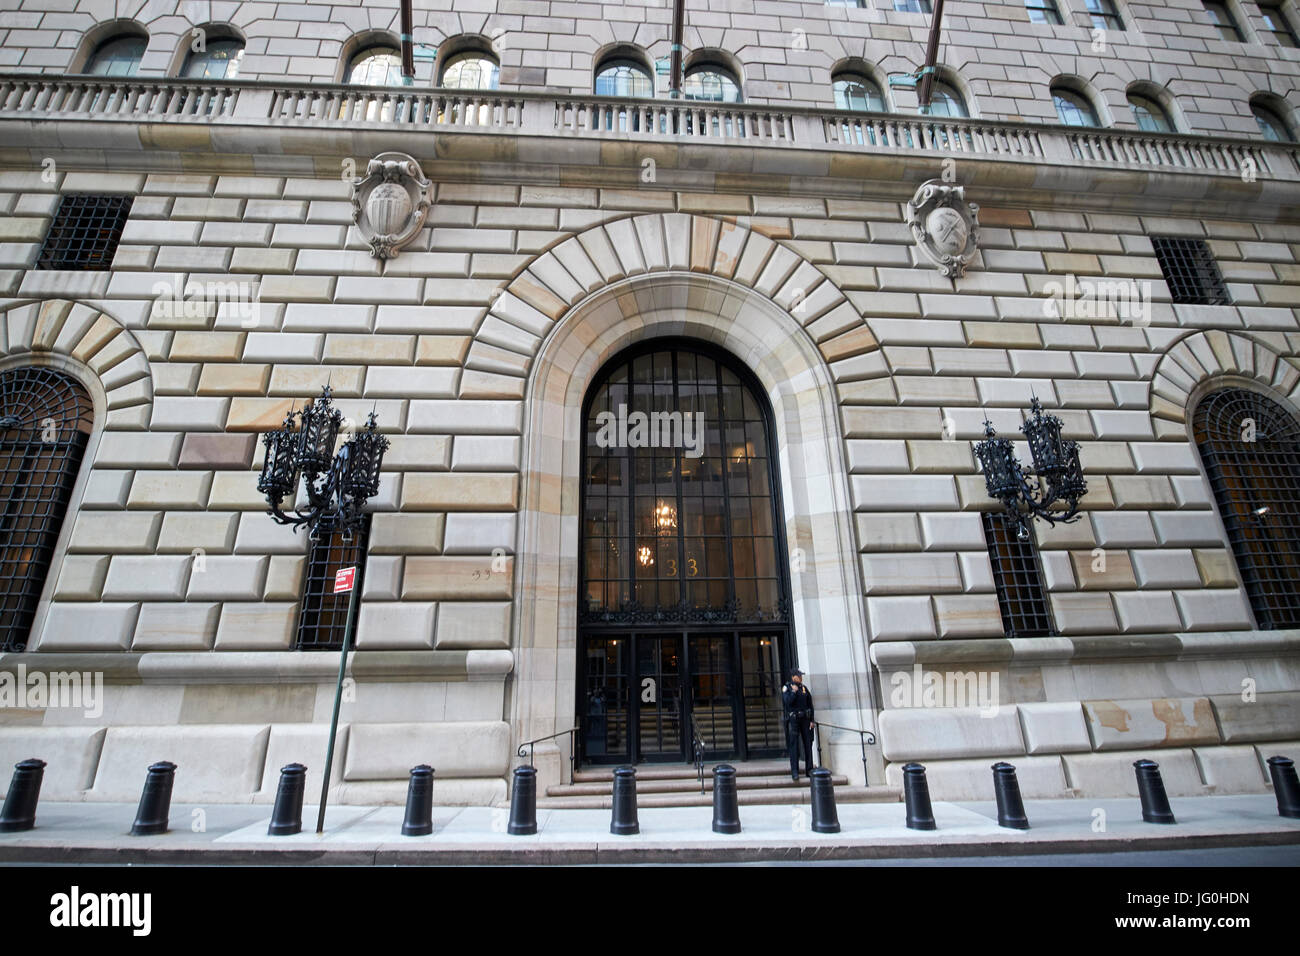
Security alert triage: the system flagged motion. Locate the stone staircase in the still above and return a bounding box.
[539,759,901,808]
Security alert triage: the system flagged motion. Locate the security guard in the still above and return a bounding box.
[782,668,815,781]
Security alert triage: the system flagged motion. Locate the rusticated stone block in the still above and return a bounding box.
[1083,696,1220,750]
[179,432,257,470]
[403,556,514,600]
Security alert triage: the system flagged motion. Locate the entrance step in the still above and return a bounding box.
[571,758,792,784]
[537,784,901,809]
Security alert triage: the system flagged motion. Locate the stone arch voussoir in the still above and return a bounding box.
[1149,329,1300,425]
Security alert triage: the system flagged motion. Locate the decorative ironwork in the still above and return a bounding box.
[257,385,389,538]
[981,511,1055,638]
[1193,387,1300,629]
[578,596,788,627]
[35,194,133,271]
[0,368,93,652]
[974,396,1087,540]
[1151,236,1229,305]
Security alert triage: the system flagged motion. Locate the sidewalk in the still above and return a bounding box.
[2,793,1298,864]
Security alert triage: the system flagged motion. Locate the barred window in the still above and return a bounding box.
[36,194,133,271]
[1193,388,1300,629]
[296,516,371,650]
[982,513,1054,638]
[1,368,94,652]
[1150,236,1229,305]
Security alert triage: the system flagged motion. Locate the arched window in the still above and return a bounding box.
[833,72,885,111]
[181,35,244,79]
[84,33,146,76]
[928,80,968,118]
[1052,86,1101,127]
[1129,93,1173,132]
[1252,101,1293,141]
[1193,388,1300,629]
[0,368,94,652]
[682,64,742,103]
[579,342,793,763]
[595,58,653,98]
[439,50,500,89]
[345,45,402,85]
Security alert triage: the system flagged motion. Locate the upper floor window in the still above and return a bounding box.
[927,81,968,118]
[1025,0,1065,24]
[833,72,885,111]
[36,194,134,270]
[440,50,500,90]
[894,0,932,11]
[595,58,653,98]
[1129,93,1174,132]
[1052,87,1101,127]
[1086,0,1125,29]
[1150,236,1229,304]
[825,0,867,6]
[84,34,146,76]
[0,368,94,652]
[346,45,402,85]
[181,36,244,79]
[1193,388,1300,630]
[1252,101,1294,140]
[1204,1,1246,39]
[683,65,742,103]
[1260,2,1300,45]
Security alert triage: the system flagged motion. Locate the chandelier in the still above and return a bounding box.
[256,386,390,538]
[653,500,676,534]
[974,397,1087,540]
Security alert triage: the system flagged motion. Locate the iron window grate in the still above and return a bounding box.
[295,515,371,651]
[982,512,1055,638]
[0,368,94,652]
[1193,388,1300,629]
[1150,236,1229,305]
[35,194,134,271]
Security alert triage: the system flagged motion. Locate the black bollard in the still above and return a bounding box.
[508,765,538,835]
[991,762,1030,830]
[711,764,741,834]
[902,762,936,830]
[1133,758,1176,824]
[401,764,435,836]
[1266,755,1300,819]
[809,767,841,833]
[0,758,47,833]
[610,766,639,835]
[130,761,177,836]
[268,763,307,836]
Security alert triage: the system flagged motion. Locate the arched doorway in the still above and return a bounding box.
[1192,386,1300,629]
[578,339,793,764]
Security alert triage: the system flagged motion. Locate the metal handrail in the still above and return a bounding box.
[517,725,579,783]
[688,715,706,794]
[812,722,878,787]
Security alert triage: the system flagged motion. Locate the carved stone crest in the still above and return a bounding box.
[350,152,432,260]
[904,180,980,278]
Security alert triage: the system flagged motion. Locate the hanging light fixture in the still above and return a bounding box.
[653,500,677,533]
[974,396,1087,540]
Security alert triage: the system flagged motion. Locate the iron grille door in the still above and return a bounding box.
[295,515,371,650]
[35,194,134,271]
[0,368,93,652]
[982,512,1055,637]
[1193,388,1300,629]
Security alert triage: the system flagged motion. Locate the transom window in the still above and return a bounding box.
[0,368,94,652]
[1052,87,1101,127]
[595,58,653,98]
[1129,93,1174,132]
[1026,0,1065,24]
[1204,0,1246,39]
[1193,388,1300,629]
[1260,2,1300,46]
[682,65,742,103]
[440,51,500,89]
[833,72,886,111]
[1252,101,1293,141]
[1086,0,1126,29]
[181,37,244,79]
[346,45,402,85]
[84,34,146,76]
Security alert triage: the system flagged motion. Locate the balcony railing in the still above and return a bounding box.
[0,73,1294,180]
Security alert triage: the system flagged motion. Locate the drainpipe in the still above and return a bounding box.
[915,0,945,112]
[669,0,685,98]
[400,0,415,85]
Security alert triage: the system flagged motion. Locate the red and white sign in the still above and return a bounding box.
[334,566,356,594]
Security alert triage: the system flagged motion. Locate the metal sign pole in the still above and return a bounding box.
[315,569,359,834]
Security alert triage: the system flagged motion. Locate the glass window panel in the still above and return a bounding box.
[182,38,244,79]
[682,67,741,103]
[595,59,653,97]
[1128,94,1172,132]
[86,35,146,76]
[929,82,968,118]
[1254,104,1290,141]
[346,47,402,85]
[1053,88,1100,127]
[833,73,885,112]
[441,52,499,89]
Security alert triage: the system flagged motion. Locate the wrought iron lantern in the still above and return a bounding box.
[975,396,1087,540]
[257,386,389,538]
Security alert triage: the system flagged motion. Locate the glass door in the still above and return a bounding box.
[582,637,630,763]
[740,634,785,755]
[688,633,737,757]
[636,634,684,761]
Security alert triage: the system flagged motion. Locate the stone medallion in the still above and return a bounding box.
[904,180,981,278]
[350,151,432,260]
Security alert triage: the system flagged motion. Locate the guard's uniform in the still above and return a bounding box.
[782,681,815,779]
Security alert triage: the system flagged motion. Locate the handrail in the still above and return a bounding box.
[0,72,1294,180]
[688,715,706,794]
[813,722,877,787]
[516,725,579,784]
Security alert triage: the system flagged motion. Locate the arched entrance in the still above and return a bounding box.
[577,340,793,764]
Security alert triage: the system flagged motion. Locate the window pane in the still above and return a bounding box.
[595,59,653,97]
[347,47,402,85]
[1053,89,1099,127]
[182,38,244,79]
[833,73,885,111]
[86,35,146,76]
[1128,94,1172,132]
[682,67,741,102]
[441,53,500,89]
[929,82,968,117]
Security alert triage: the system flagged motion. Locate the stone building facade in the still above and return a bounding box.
[0,0,1299,807]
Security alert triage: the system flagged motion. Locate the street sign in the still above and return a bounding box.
[334,566,356,593]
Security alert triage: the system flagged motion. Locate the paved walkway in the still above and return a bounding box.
[2,792,1298,863]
